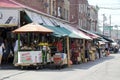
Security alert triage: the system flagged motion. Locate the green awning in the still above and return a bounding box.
[43,25,82,38]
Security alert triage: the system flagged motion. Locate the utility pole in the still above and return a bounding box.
[109,15,111,37]
[103,14,107,35]
[103,14,105,35]
[109,15,111,26]
[117,26,119,40]
[115,25,118,40]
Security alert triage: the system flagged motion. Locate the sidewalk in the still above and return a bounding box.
[0,55,113,70]
[0,64,15,70]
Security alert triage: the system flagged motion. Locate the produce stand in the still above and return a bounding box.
[12,23,53,69]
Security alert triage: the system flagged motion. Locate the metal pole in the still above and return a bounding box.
[83,39,85,62]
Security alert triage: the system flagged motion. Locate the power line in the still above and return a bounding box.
[99,7,120,10]
[100,14,120,15]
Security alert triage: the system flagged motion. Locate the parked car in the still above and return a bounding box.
[111,42,119,53]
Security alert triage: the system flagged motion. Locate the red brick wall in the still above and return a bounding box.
[13,0,48,13]
[13,0,89,29]
[78,0,89,30]
[69,0,89,28]
[69,0,79,26]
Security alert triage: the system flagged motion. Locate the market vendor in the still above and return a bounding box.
[13,39,22,64]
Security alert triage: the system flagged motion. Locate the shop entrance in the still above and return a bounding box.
[0,10,31,66]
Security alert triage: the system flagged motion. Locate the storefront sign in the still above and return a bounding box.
[0,8,19,27]
[103,26,113,36]
[18,51,42,64]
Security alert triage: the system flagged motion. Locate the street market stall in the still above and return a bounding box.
[12,23,53,69]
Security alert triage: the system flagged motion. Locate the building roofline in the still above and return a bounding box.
[0,0,23,8]
[10,0,70,24]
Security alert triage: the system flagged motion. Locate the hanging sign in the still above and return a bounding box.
[104,26,113,36]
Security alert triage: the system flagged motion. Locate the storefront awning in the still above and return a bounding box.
[95,33,114,42]
[43,25,82,38]
[25,10,92,39]
[62,24,92,40]
[78,28,100,39]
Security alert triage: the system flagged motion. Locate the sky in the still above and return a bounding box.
[88,0,120,26]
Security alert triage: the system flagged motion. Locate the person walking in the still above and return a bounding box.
[0,38,5,65]
[13,39,22,64]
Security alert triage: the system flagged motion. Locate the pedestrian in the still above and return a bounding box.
[105,43,109,56]
[0,38,5,65]
[14,39,22,52]
[97,42,101,58]
[13,39,22,64]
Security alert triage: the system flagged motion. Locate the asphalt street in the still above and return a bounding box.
[0,53,120,80]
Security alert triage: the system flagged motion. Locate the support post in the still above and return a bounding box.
[66,36,71,67]
[83,39,85,62]
[18,10,21,51]
[18,34,20,51]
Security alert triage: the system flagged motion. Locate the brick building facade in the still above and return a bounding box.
[78,0,89,30]
[69,0,79,25]
[88,5,98,32]
[13,0,98,31]
[13,0,48,13]
[13,0,68,20]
